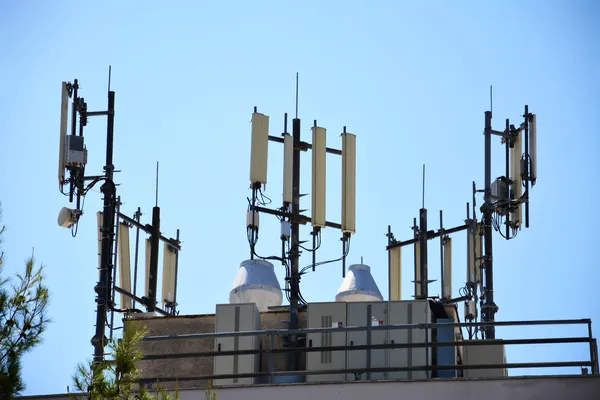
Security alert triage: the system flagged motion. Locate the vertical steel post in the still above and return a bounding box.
[419,208,428,299]
[147,206,161,312]
[505,119,510,239]
[439,210,444,298]
[289,117,301,370]
[172,229,180,315]
[482,111,497,338]
[524,105,530,228]
[132,207,142,310]
[92,90,116,363]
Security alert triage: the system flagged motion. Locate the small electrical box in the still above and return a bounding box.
[464,300,476,320]
[280,221,291,238]
[246,210,259,230]
[491,178,508,203]
[65,135,87,166]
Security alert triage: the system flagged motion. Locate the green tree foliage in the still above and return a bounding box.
[73,325,177,400]
[0,210,50,399]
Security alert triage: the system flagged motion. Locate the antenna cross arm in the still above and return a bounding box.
[386,223,470,250]
[267,135,342,155]
[117,212,181,250]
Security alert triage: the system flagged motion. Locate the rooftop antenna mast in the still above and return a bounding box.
[245,73,356,372]
[386,90,537,340]
[56,69,183,366]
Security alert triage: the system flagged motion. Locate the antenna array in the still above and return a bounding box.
[386,104,537,340]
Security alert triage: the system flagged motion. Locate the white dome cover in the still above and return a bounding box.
[336,264,383,302]
[230,259,283,311]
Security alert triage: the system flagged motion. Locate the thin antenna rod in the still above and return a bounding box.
[295,72,299,118]
[108,65,112,92]
[155,161,159,207]
[490,85,493,113]
[422,164,426,209]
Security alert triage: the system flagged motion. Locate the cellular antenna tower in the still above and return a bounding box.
[56,72,182,364]
[242,74,357,371]
[386,102,537,340]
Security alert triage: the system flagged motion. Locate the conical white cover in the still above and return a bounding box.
[230,259,283,311]
[336,264,383,302]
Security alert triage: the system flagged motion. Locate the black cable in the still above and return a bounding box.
[300,236,351,274]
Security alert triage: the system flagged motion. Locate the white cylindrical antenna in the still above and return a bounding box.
[145,238,151,297]
[162,242,177,305]
[311,123,327,227]
[530,114,537,186]
[117,222,132,309]
[283,133,293,204]
[467,223,476,284]
[511,132,523,228]
[341,129,356,233]
[97,212,103,268]
[249,110,270,186]
[475,224,482,284]
[414,242,421,298]
[58,82,69,188]
[442,237,452,299]
[389,247,402,301]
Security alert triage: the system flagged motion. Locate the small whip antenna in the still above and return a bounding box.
[295,72,299,118]
[155,161,159,207]
[422,164,426,209]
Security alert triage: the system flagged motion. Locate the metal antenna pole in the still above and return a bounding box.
[482,110,497,338]
[92,89,116,364]
[289,116,301,371]
[147,206,160,313]
[295,73,299,119]
[419,165,428,299]
[132,207,142,310]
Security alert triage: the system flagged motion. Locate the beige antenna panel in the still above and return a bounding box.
[530,114,537,186]
[467,224,482,284]
[389,247,402,301]
[341,132,356,233]
[414,242,421,298]
[117,223,132,309]
[162,242,177,304]
[443,237,452,299]
[283,134,293,204]
[145,238,151,297]
[511,133,523,227]
[249,112,269,186]
[311,126,327,227]
[58,82,69,187]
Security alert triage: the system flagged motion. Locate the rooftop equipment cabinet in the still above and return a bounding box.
[462,342,507,378]
[306,302,347,382]
[346,301,388,381]
[214,303,261,386]
[435,318,458,378]
[388,300,432,380]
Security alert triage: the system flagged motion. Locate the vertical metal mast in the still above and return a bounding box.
[92,89,116,363]
[289,114,301,370]
[482,110,497,338]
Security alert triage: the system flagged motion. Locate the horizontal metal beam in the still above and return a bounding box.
[387,223,471,250]
[143,318,593,341]
[86,110,109,117]
[139,361,594,383]
[117,212,181,250]
[253,206,342,230]
[141,337,591,361]
[114,286,169,316]
[268,135,342,155]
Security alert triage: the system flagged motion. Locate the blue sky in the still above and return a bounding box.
[1,0,598,394]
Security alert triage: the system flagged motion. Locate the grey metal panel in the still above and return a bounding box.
[214,304,261,386]
[306,302,347,382]
[436,318,457,378]
[388,300,432,380]
[462,342,507,378]
[346,301,388,381]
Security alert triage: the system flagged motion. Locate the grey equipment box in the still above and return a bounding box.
[387,300,432,380]
[214,303,261,386]
[462,342,507,378]
[346,301,388,381]
[306,302,347,382]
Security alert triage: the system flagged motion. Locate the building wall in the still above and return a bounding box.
[126,309,307,389]
[19,376,600,400]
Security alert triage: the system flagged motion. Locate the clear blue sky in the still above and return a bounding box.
[1,0,598,395]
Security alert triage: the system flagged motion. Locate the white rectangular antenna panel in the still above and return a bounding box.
[530,114,537,186]
[414,242,421,298]
[283,134,293,203]
[311,126,327,227]
[97,212,103,270]
[249,112,269,186]
[443,237,452,299]
[511,132,523,227]
[467,224,482,284]
[162,242,177,304]
[341,133,356,233]
[117,223,132,309]
[145,238,151,297]
[389,247,402,301]
[58,82,69,187]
